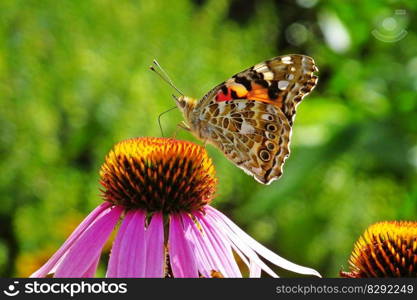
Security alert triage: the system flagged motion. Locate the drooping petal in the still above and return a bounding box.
[144,212,165,277]
[194,212,242,277]
[107,210,147,277]
[181,214,215,278]
[206,206,321,277]
[54,206,123,277]
[82,255,101,278]
[169,214,198,278]
[249,260,262,278]
[30,202,112,278]
[202,208,278,277]
[105,214,127,277]
[231,244,250,269]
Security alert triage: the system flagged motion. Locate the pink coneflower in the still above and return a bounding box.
[31,137,320,278]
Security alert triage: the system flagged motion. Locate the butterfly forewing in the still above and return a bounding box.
[195,55,318,124]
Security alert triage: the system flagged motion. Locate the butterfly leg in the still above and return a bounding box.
[172,121,191,138]
[178,121,191,131]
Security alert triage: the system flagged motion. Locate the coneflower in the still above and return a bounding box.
[31,137,320,278]
[341,221,417,277]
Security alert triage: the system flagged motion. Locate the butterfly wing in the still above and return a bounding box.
[199,100,291,184]
[190,54,318,184]
[195,54,318,125]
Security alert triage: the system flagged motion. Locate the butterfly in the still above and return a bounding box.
[151,55,318,184]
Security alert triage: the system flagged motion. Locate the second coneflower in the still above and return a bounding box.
[31,137,320,278]
[341,221,417,277]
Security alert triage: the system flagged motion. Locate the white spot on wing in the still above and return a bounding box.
[266,105,277,114]
[282,56,292,64]
[302,56,310,74]
[254,64,268,72]
[278,80,289,90]
[237,102,246,110]
[251,166,263,176]
[263,72,274,80]
[261,114,273,121]
[218,102,226,114]
[240,121,255,134]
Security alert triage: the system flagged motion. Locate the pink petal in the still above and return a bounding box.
[194,212,242,277]
[230,244,250,267]
[181,214,214,278]
[82,255,101,278]
[203,208,278,277]
[107,210,146,277]
[105,215,127,277]
[168,214,198,278]
[229,242,264,277]
[206,206,321,277]
[249,260,262,278]
[54,206,122,277]
[30,202,112,278]
[144,213,164,277]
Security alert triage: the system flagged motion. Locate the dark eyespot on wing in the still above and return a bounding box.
[259,149,271,162]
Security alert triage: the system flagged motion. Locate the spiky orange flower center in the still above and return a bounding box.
[99,137,217,213]
[341,221,417,277]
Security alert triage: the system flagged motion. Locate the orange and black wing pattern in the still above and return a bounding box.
[204,54,318,125]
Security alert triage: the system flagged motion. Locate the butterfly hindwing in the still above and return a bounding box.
[200,100,291,184]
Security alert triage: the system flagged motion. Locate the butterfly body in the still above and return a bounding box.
[174,54,318,184]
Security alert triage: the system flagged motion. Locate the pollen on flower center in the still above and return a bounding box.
[99,137,217,213]
[341,221,417,277]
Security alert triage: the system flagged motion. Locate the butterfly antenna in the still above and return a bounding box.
[150,59,184,96]
[157,105,178,137]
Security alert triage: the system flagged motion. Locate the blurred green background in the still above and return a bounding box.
[1,0,417,277]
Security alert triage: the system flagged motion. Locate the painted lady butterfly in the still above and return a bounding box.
[152,55,318,184]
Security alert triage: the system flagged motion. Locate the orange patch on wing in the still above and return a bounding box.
[215,83,283,108]
[230,84,248,97]
[215,84,248,102]
[246,84,283,107]
[247,86,269,101]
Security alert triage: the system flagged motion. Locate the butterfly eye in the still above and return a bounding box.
[259,149,271,162]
